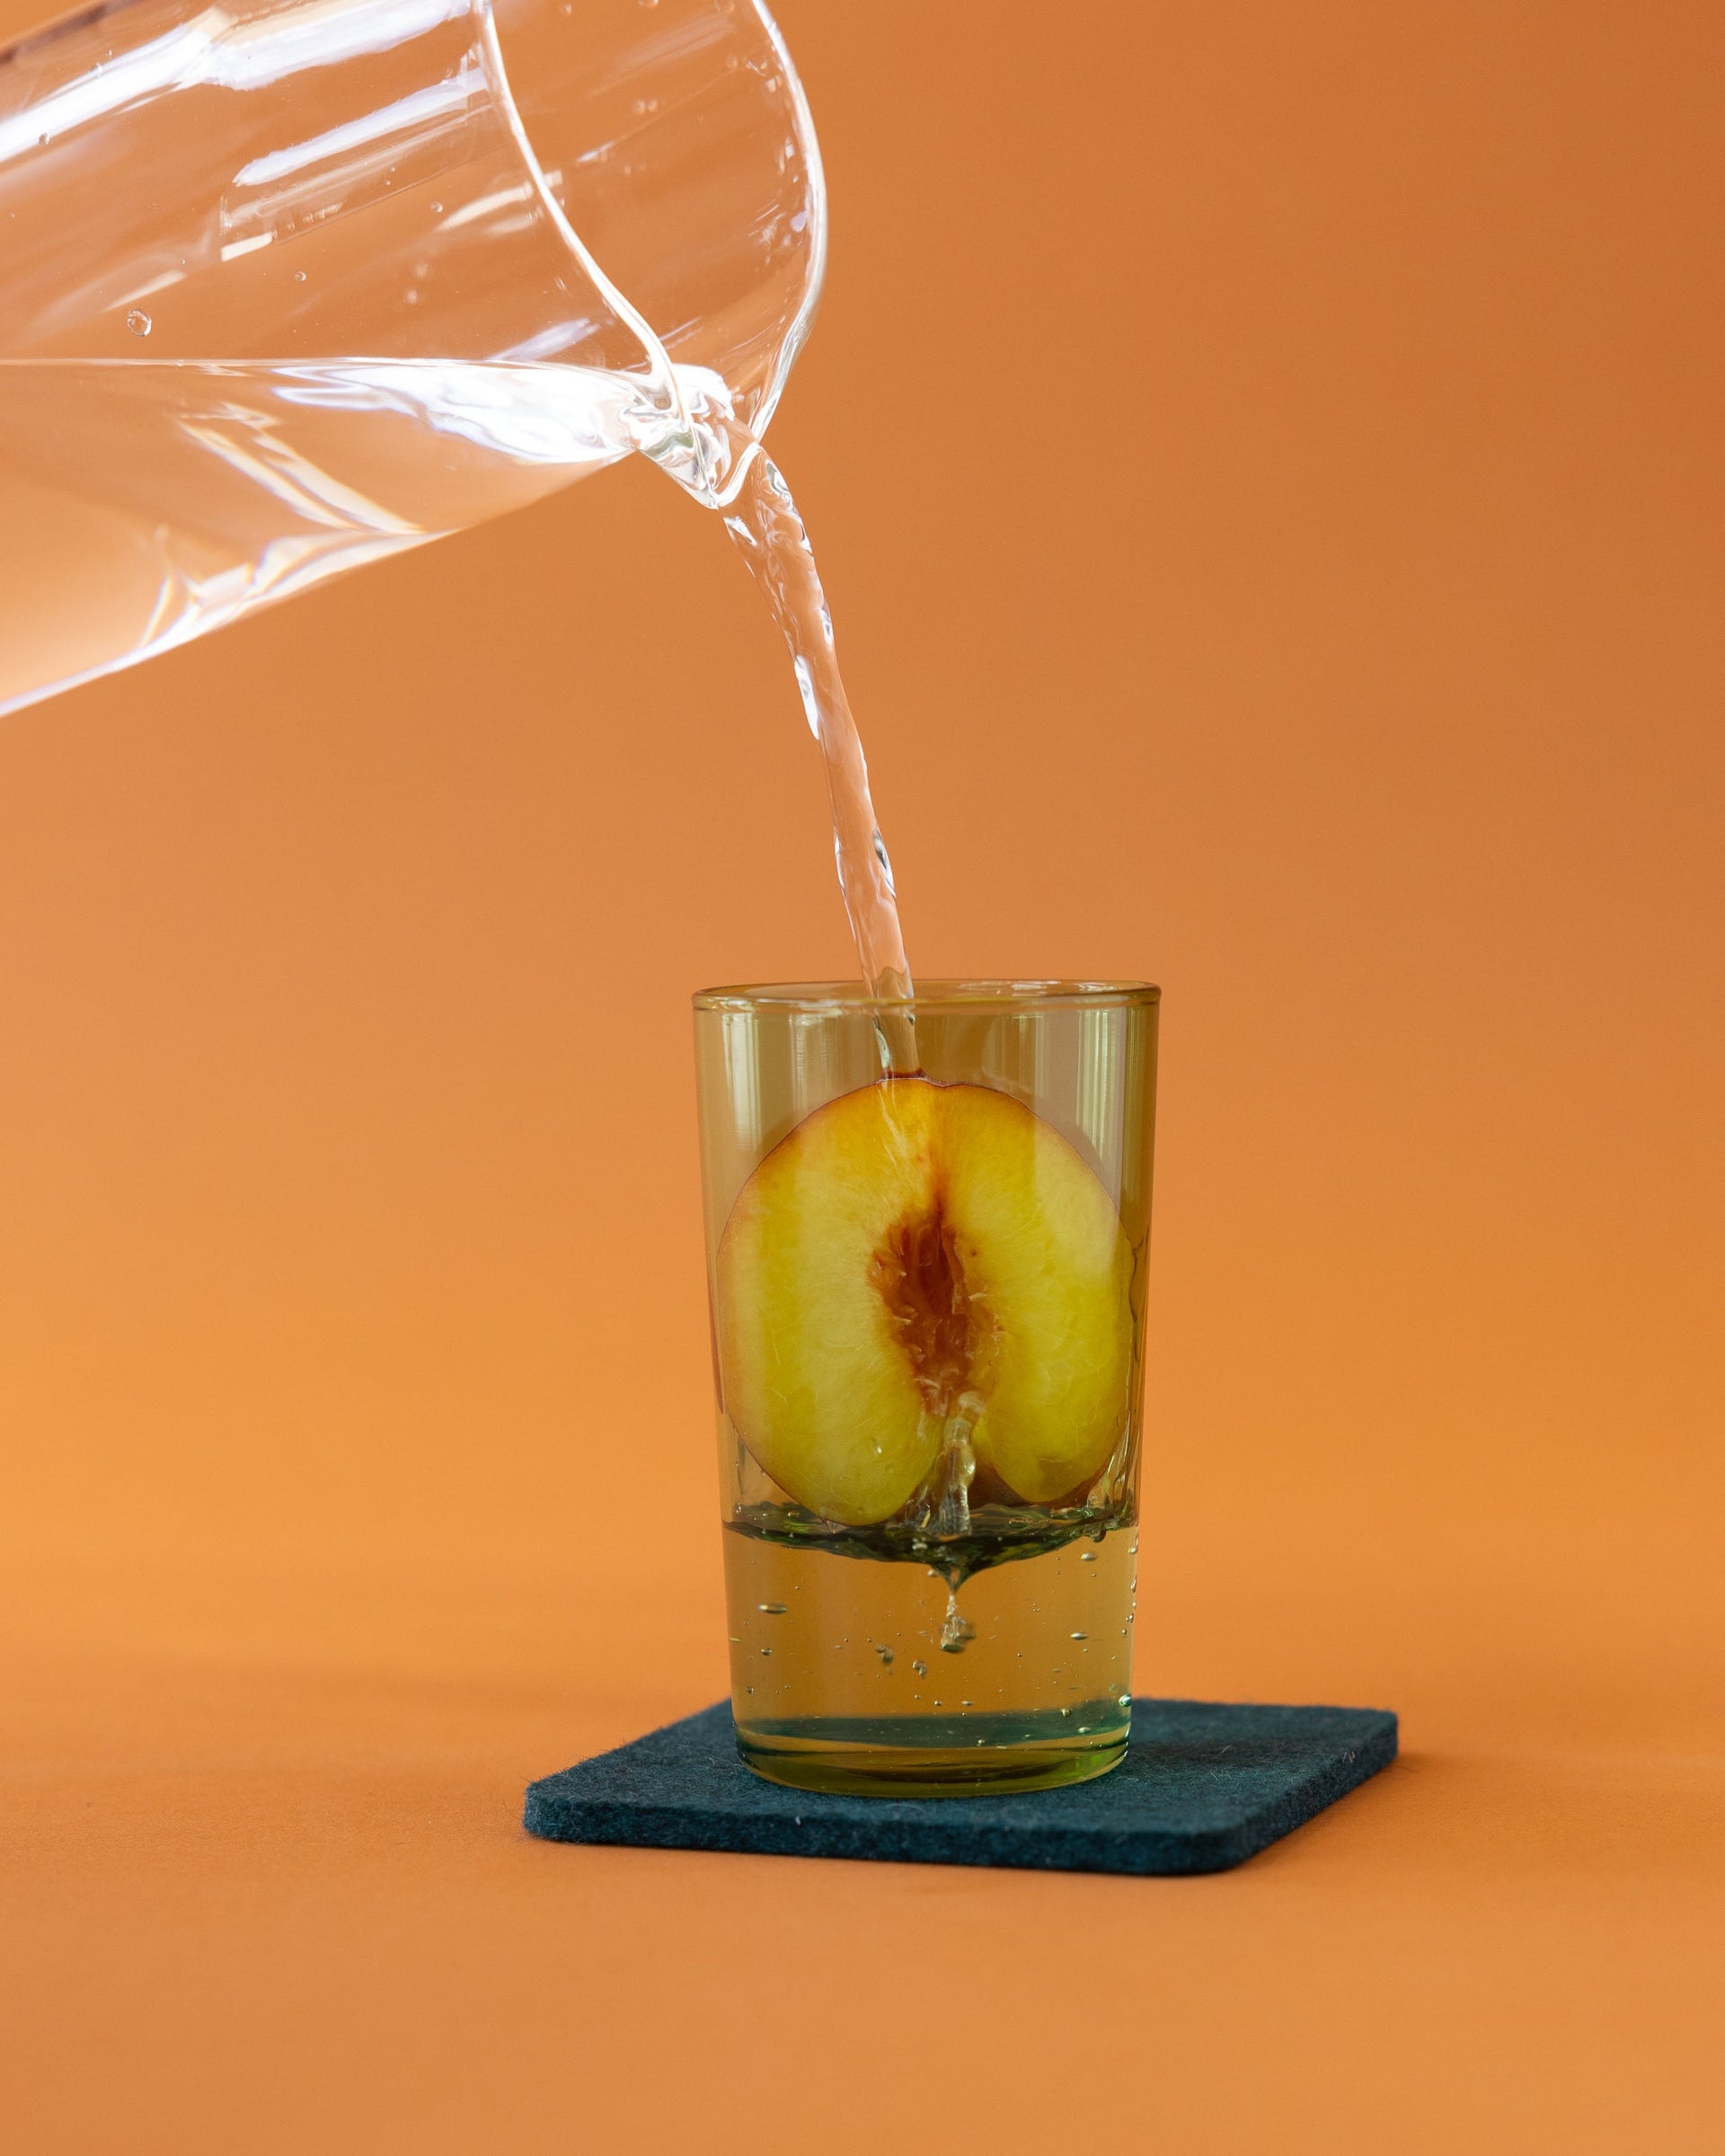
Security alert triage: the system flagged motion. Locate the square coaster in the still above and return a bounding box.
[524,1697,1397,1876]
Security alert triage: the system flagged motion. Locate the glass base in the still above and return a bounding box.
[736,1718,1128,1799]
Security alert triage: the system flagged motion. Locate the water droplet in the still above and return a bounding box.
[873,1643,894,1666]
[1118,1693,1132,1708]
[124,309,151,337]
[291,270,306,283]
[429,200,443,214]
[403,288,419,305]
[756,1602,787,1614]
[911,1659,928,1678]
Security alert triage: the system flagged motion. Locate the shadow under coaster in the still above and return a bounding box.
[523,1697,1398,1877]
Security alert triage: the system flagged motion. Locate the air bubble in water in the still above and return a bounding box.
[938,1587,975,1655]
[125,309,151,337]
[874,1643,894,1666]
[1079,1549,1097,1563]
[911,1659,928,1678]
[756,1602,786,1614]
[292,270,306,284]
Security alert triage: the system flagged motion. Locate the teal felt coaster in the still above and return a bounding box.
[523,1696,1397,1876]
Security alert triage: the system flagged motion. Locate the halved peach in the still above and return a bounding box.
[715,1077,1133,1524]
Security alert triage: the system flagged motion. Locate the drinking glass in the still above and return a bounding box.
[694,981,1159,1796]
[0,0,824,712]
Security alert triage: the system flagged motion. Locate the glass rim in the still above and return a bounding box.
[693,977,1160,1015]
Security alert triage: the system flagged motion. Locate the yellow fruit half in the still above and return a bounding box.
[714,1077,1134,1525]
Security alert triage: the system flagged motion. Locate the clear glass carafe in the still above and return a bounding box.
[0,0,824,712]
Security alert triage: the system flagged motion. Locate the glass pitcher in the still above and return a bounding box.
[0,0,825,714]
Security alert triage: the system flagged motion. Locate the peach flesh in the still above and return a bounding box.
[715,1078,1134,1526]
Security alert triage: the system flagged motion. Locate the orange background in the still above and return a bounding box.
[4,2,1721,2148]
